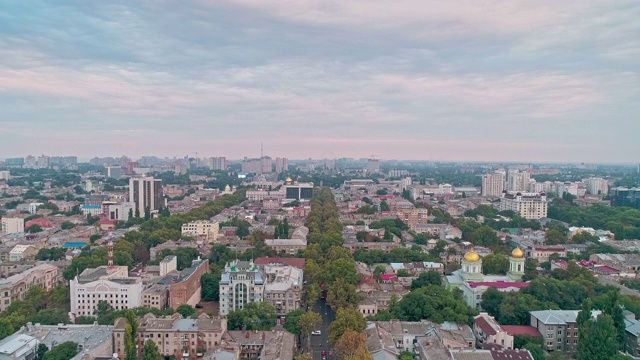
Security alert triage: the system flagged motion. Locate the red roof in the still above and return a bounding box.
[26,218,54,229]
[380,274,397,281]
[502,325,542,337]
[254,257,305,269]
[99,219,117,225]
[467,281,529,289]
[595,265,620,274]
[475,315,497,336]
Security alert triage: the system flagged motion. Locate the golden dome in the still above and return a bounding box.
[463,249,481,262]
[286,177,292,182]
[511,247,524,259]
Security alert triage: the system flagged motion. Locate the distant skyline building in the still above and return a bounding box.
[367,158,380,174]
[275,157,288,173]
[241,157,272,174]
[481,172,505,197]
[106,166,122,180]
[211,156,226,171]
[507,170,530,192]
[129,176,164,215]
[610,187,640,209]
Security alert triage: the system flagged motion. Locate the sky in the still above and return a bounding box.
[0,1,639,163]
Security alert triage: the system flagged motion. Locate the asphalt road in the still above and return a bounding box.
[310,299,336,360]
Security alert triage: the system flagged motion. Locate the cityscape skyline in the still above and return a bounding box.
[0,1,639,162]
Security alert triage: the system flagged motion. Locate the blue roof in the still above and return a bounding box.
[82,205,102,209]
[64,242,87,248]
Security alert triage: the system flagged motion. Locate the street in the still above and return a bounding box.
[309,299,336,360]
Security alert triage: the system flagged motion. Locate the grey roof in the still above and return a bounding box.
[530,310,580,325]
[0,334,37,357]
[449,350,494,360]
[18,323,114,360]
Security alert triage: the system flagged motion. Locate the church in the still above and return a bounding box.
[444,247,529,310]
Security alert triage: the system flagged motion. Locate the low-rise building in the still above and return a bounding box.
[0,333,39,360]
[0,263,61,312]
[223,330,295,360]
[8,245,37,261]
[530,310,584,355]
[113,313,226,360]
[181,220,220,241]
[474,313,514,349]
[263,264,304,316]
[70,266,143,317]
[18,323,114,360]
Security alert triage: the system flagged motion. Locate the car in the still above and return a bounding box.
[311,330,321,335]
[322,351,327,356]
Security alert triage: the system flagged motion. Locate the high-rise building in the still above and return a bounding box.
[610,187,640,209]
[0,170,9,180]
[481,172,505,197]
[36,154,49,169]
[275,157,288,173]
[106,166,122,180]
[584,177,608,195]
[211,157,226,171]
[367,158,380,174]
[499,191,548,220]
[4,158,24,167]
[507,170,530,192]
[129,177,164,215]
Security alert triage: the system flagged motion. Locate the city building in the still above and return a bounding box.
[107,202,135,221]
[9,245,37,261]
[275,157,288,173]
[283,179,314,200]
[584,177,608,195]
[210,157,227,171]
[219,260,265,315]
[18,323,114,360]
[0,333,39,360]
[222,330,295,360]
[610,187,640,209]
[165,258,209,309]
[367,158,380,174]
[106,166,122,179]
[396,207,428,231]
[530,310,586,355]
[265,226,308,255]
[499,192,548,220]
[262,264,304,316]
[482,172,505,197]
[0,170,9,180]
[1,217,24,235]
[241,157,272,174]
[0,264,61,312]
[70,266,143,317]
[474,313,514,349]
[129,177,164,215]
[445,248,528,309]
[113,313,226,360]
[181,220,220,241]
[507,170,530,192]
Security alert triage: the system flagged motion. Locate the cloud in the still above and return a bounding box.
[0,0,638,162]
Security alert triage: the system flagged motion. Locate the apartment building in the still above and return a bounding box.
[1,217,24,235]
[181,220,220,241]
[70,266,142,317]
[219,260,265,316]
[263,264,303,316]
[530,310,582,355]
[0,263,61,312]
[507,170,530,192]
[396,207,428,231]
[474,313,514,349]
[499,192,548,220]
[129,176,164,215]
[264,226,308,255]
[166,258,209,309]
[9,244,37,261]
[113,313,226,360]
[482,172,505,197]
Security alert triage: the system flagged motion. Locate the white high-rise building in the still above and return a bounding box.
[1,217,24,234]
[219,260,265,315]
[507,170,530,192]
[0,170,9,180]
[584,177,608,195]
[367,159,380,174]
[129,177,164,215]
[481,172,505,197]
[500,191,548,220]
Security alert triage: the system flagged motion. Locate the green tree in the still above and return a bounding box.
[410,271,442,290]
[283,309,305,335]
[577,314,618,360]
[60,221,76,230]
[201,273,219,301]
[545,229,567,245]
[523,343,544,360]
[35,343,48,360]
[481,287,504,318]
[124,324,136,360]
[142,339,162,360]
[470,226,499,248]
[329,307,367,344]
[43,341,79,360]
[27,224,43,233]
[481,253,509,275]
[176,304,196,318]
[576,298,593,330]
[0,318,13,341]
[30,309,70,325]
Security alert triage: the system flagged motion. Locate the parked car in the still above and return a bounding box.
[312,330,321,335]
